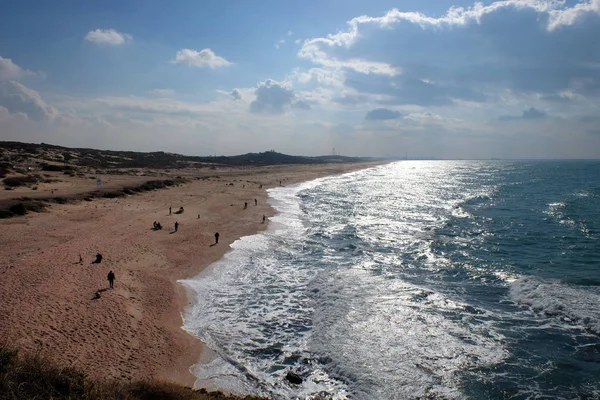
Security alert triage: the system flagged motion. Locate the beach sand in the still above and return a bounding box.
[0,162,381,388]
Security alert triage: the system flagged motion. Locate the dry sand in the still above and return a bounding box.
[0,162,382,388]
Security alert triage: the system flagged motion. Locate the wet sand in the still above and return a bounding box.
[0,162,382,387]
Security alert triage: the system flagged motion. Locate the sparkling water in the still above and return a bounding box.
[182,160,600,399]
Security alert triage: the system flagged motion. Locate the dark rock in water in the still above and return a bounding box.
[285,371,303,385]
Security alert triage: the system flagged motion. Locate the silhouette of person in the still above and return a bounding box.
[254,199,257,206]
[79,254,83,264]
[214,232,219,244]
[107,271,115,289]
[174,221,179,232]
[244,202,247,209]
[169,207,172,215]
[262,215,266,223]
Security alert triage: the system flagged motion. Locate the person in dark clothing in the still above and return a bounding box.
[107,271,115,289]
[262,215,266,223]
[254,199,257,206]
[94,253,103,263]
[244,202,247,209]
[169,207,172,215]
[174,221,179,232]
[214,232,219,244]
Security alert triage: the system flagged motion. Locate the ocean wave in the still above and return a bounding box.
[509,277,600,335]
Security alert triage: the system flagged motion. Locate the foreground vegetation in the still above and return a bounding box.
[0,347,266,400]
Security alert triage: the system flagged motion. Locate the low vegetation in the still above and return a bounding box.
[2,174,59,189]
[3,175,40,188]
[0,178,187,219]
[0,347,266,400]
[0,141,377,171]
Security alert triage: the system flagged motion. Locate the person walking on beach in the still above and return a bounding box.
[244,202,248,209]
[169,206,172,215]
[254,199,257,206]
[79,254,83,264]
[174,221,179,232]
[262,215,266,223]
[107,271,115,289]
[214,232,220,244]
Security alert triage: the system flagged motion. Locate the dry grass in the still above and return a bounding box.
[0,178,187,219]
[0,347,267,400]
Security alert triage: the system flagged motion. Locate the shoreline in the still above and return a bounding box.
[178,162,386,389]
[0,162,387,389]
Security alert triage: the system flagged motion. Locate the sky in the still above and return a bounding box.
[0,0,599,159]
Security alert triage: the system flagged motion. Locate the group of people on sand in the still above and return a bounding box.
[86,182,279,299]
[169,206,184,215]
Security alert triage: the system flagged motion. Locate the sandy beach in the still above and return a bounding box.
[0,162,381,388]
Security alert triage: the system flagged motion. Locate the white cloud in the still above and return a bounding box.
[149,88,175,97]
[299,41,398,75]
[0,80,57,120]
[298,0,600,80]
[275,39,286,49]
[291,67,345,87]
[0,56,35,81]
[85,29,132,45]
[548,0,600,30]
[249,79,295,114]
[173,48,232,68]
[345,1,594,31]
[296,0,600,114]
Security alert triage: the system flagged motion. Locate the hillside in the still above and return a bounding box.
[0,141,377,173]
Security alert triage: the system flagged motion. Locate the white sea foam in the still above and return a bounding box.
[308,267,507,399]
[509,277,600,335]
[180,161,600,399]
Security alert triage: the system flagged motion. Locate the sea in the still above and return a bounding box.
[182,160,600,400]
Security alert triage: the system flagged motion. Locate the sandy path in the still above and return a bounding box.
[0,162,382,387]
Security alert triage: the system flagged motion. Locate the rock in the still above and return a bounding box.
[285,371,303,385]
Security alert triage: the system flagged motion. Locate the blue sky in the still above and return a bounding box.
[1,0,599,158]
